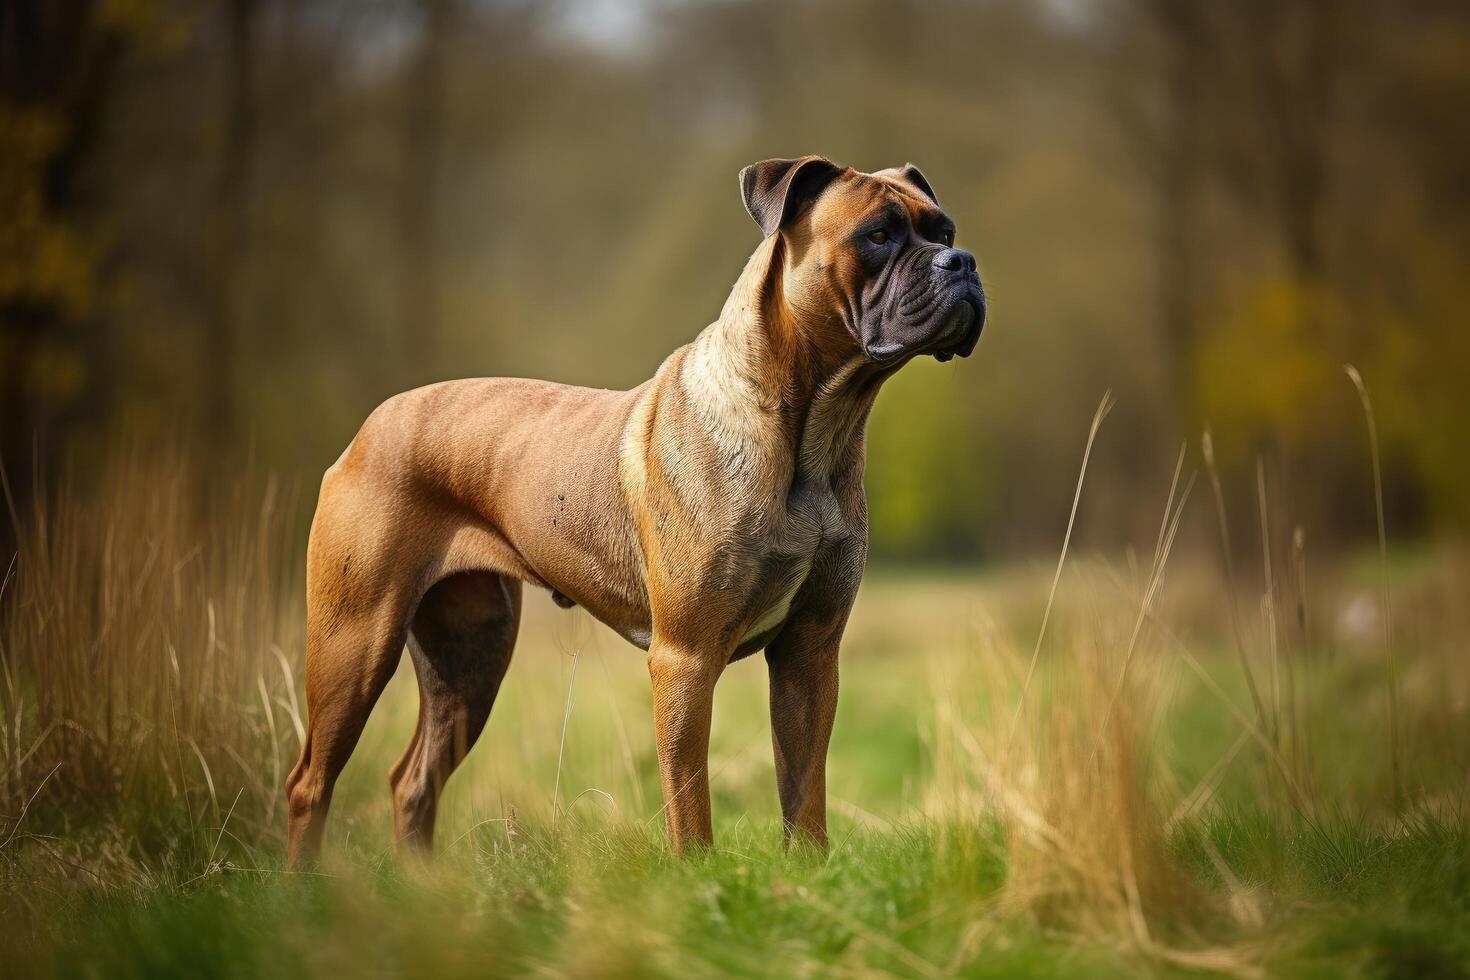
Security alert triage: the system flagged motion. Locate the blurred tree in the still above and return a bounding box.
[0,0,124,546]
[399,0,449,381]
[204,0,258,445]
[1150,0,1205,432]
[4,0,1465,559]
[1193,0,1468,537]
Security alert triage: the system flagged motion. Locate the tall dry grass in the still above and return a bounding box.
[923,369,1465,976]
[922,402,1263,975]
[1,448,304,873]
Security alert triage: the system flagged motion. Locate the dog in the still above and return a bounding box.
[285,156,985,865]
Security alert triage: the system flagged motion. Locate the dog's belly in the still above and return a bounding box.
[616,622,654,651]
[572,533,826,659]
[571,554,804,657]
[540,568,654,651]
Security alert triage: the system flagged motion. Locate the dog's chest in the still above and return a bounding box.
[735,479,848,647]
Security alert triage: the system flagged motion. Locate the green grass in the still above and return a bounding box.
[9,821,1043,980]
[9,804,1470,978]
[8,623,1470,980]
[4,460,1470,978]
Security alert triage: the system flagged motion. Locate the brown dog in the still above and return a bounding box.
[285,156,984,865]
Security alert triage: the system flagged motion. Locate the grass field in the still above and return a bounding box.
[3,454,1469,978]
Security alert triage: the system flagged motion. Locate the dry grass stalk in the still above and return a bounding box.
[1256,459,1283,743]
[1201,430,1270,737]
[0,446,301,844]
[962,631,1258,976]
[1090,444,1194,766]
[1345,364,1400,810]
[1008,390,1114,753]
[965,442,1261,976]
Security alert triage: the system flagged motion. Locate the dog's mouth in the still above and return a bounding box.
[864,287,986,366]
[931,297,983,363]
[864,340,907,363]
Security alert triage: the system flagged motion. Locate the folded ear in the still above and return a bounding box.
[738,156,843,237]
[894,163,938,205]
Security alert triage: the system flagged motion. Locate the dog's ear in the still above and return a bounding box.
[893,163,938,205]
[739,156,843,238]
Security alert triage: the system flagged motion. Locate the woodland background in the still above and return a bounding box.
[3,0,1468,560]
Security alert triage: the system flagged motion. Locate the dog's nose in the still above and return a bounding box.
[933,247,976,274]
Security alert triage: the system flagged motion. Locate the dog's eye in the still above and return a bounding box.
[866,230,888,245]
[938,229,955,247]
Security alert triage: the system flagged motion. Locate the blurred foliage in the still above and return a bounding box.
[1196,279,1342,468]
[0,108,99,319]
[1,0,1467,560]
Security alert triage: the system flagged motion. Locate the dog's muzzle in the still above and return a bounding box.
[865,247,986,364]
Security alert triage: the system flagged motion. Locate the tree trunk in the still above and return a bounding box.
[0,0,117,544]
[400,0,450,381]
[206,0,257,448]
[1152,0,1206,434]
[1258,0,1338,284]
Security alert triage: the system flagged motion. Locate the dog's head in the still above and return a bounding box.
[740,155,985,365]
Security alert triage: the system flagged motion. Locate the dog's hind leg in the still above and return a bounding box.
[390,570,521,851]
[286,599,408,867]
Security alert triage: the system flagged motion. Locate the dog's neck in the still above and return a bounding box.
[681,235,884,487]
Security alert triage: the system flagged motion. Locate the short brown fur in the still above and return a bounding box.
[285,157,984,864]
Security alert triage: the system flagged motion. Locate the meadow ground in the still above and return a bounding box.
[2,456,1469,978]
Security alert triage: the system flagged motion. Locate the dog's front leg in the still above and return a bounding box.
[647,642,723,851]
[765,618,841,850]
